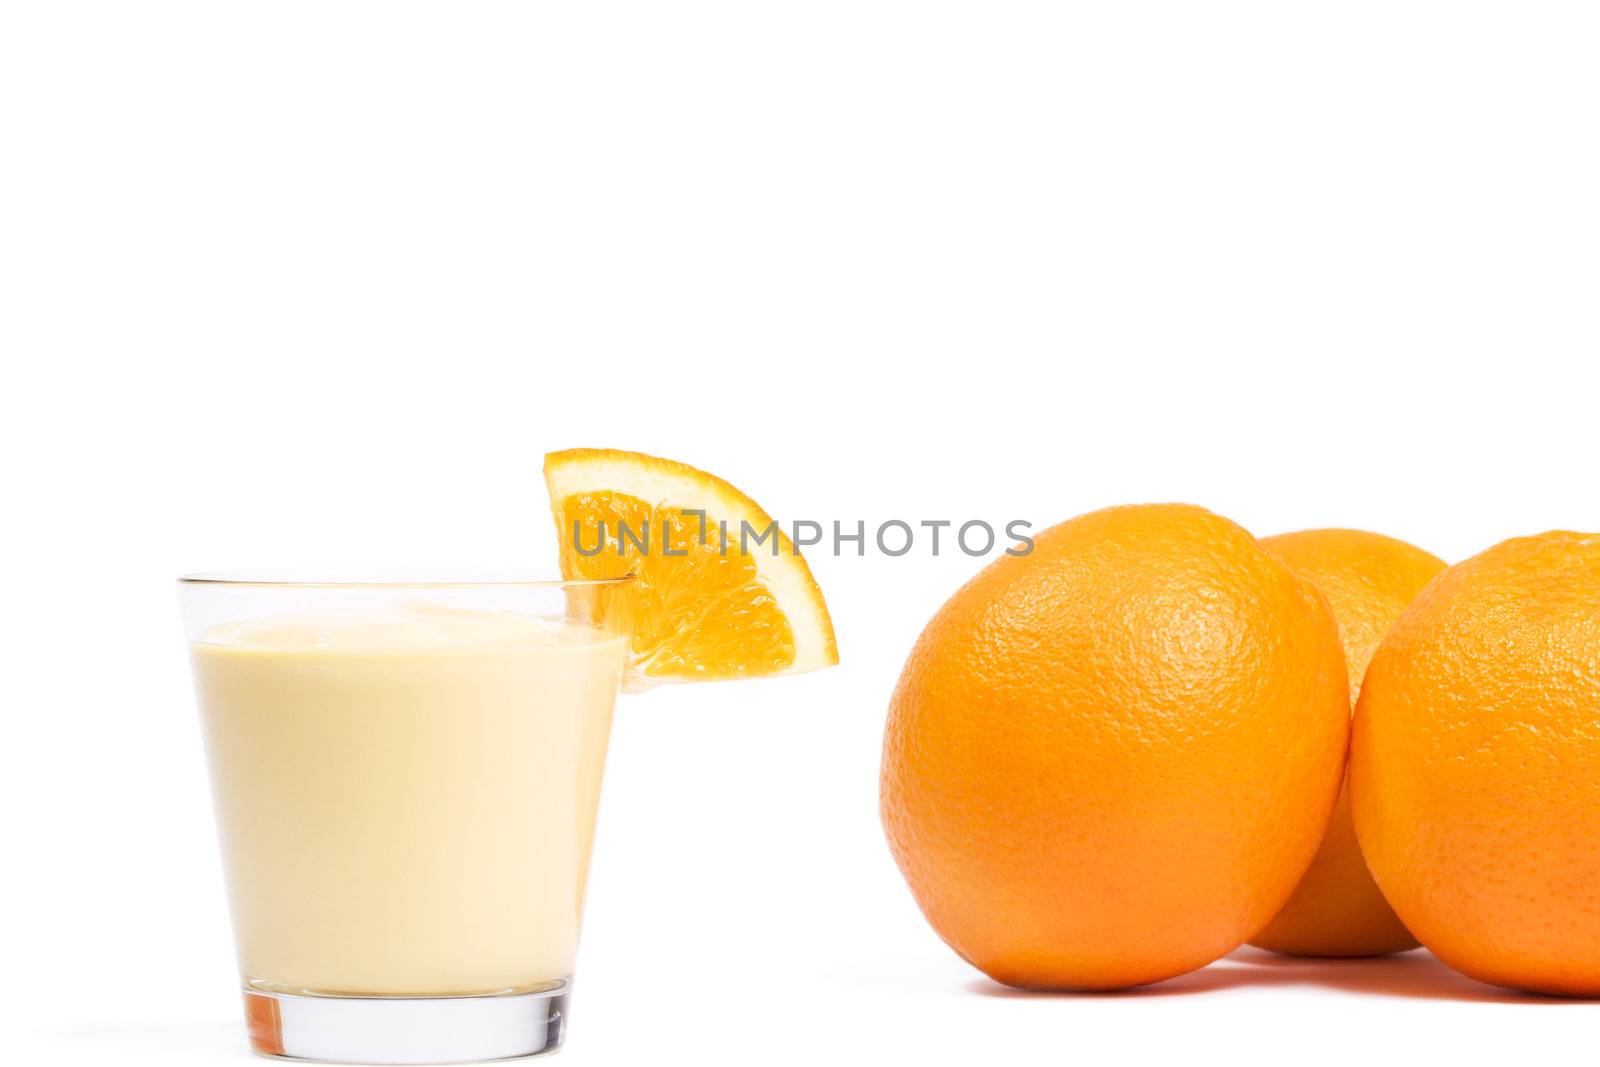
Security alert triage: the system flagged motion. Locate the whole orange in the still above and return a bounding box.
[1248,529,1446,958]
[1350,531,1600,996]
[880,504,1350,990]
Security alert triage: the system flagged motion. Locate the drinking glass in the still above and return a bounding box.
[178,573,633,1064]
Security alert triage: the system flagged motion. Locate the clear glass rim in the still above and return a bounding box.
[177,570,633,590]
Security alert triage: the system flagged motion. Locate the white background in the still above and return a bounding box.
[4,2,1599,1064]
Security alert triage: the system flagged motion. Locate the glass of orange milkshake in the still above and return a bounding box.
[179,573,633,1064]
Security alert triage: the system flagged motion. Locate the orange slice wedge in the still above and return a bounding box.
[544,448,838,691]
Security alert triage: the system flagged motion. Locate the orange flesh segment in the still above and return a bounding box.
[556,491,797,683]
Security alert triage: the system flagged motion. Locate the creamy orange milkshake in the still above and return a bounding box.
[191,605,625,997]
[181,577,633,1064]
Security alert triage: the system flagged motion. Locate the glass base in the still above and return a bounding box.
[241,983,569,1064]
